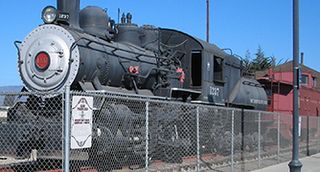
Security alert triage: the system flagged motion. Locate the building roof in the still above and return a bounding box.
[257,61,320,76]
[256,61,320,90]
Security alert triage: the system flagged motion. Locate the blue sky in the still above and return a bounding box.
[0,0,319,86]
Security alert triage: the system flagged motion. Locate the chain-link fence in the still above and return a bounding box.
[0,90,320,172]
[0,92,64,171]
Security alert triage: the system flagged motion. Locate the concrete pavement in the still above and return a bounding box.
[253,153,320,172]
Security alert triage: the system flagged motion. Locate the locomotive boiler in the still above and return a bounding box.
[6,0,270,170]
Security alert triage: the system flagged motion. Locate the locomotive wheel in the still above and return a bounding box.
[250,132,263,151]
[89,125,114,171]
[159,123,182,163]
[162,145,181,163]
[218,131,232,155]
[113,150,129,166]
[7,102,36,123]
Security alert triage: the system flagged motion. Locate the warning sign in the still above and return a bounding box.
[71,96,93,149]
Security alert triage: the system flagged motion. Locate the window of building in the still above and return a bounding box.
[214,56,224,82]
[300,74,308,85]
[313,77,317,87]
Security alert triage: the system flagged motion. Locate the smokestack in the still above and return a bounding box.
[300,52,304,65]
[57,0,80,28]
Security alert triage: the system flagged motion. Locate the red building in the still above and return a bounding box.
[256,61,320,140]
[257,61,320,117]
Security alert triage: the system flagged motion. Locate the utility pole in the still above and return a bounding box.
[206,0,210,43]
[288,0,302,171]
[118,8,120,24]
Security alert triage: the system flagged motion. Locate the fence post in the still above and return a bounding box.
[231,110,235,172]
[306,116,310,156]
[258,112,261,168]
[196,106,200,172]
[318,116,320,152]
[145,101,149,172]
[63,86,71,172]
[277,113,280,163]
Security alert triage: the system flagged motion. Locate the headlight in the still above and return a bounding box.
[42,6,57,24]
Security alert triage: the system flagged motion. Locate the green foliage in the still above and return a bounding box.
[242,46,277,75]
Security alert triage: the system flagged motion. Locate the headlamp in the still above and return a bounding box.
[42,6,57,24]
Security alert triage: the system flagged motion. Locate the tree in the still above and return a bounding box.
[242,50,253,75]
[242,46,276,74]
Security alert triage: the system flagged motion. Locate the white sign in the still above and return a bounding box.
[71,96,93,149]
[298,116,302,137]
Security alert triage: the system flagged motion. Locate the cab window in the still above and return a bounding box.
[214,56,224,82]
[191,51,202,86]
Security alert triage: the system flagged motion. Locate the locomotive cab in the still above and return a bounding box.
[159,29,267,110]
[159,29,232,104]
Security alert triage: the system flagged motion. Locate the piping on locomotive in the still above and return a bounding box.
[18,0,267,110]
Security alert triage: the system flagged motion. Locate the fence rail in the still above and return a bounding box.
[0,90,319,172]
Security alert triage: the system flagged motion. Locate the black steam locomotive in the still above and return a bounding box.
[18,0,267,110]
[6,0,269,170]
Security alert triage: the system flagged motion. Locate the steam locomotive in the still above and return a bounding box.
[7,0,269,170]
[18,0,267,109]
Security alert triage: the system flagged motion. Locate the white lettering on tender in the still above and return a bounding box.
[209,86,220,96]
[250,99,268,105]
